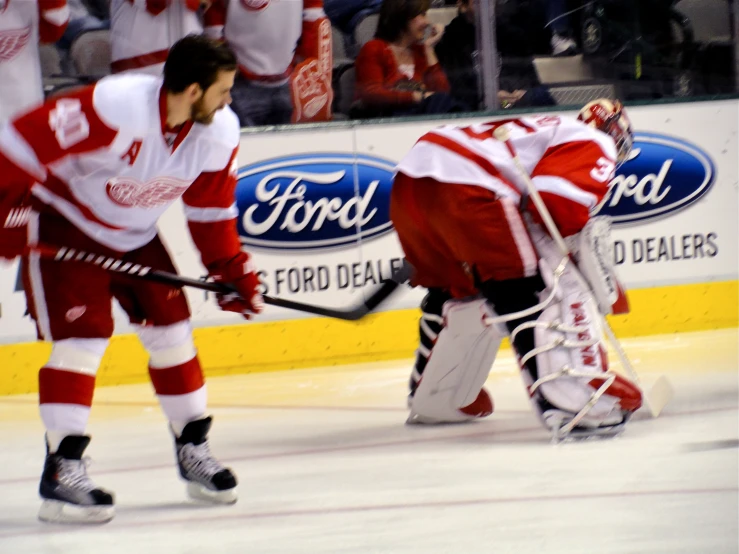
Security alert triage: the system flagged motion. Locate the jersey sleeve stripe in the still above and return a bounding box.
[303,7,326,21]
[418,132,521,197]
[397,140,521,201]
[0,123,47,182]
[499,197,538,277]
[39,0,69,8]
[551,125,617,160]
[537,191,591,237]
[111,49,170,74]
[183,203,238,223]
[530,174,599,208]
[203,25,224,39]
[41,5,71,26]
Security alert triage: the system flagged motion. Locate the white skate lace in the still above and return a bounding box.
[58,457,97,493]
[180,442,225,483]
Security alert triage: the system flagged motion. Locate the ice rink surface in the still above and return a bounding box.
[0,329,736,553]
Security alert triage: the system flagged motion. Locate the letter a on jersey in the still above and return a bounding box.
[121,140,143,166]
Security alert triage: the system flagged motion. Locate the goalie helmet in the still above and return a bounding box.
[577,99,634,165]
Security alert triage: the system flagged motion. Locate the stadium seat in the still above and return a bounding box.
[69,30,112,77]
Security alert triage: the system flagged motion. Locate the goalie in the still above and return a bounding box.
[390,100,642,439]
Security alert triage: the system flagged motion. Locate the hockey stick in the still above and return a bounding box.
[493,126,674,418]
[30,244,412,322]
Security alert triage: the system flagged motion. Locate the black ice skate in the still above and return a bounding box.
[173,416,237,504]
[38,435,114,524]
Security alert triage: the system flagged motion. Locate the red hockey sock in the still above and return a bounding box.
[149,357,207,425]
[39,366,96,445]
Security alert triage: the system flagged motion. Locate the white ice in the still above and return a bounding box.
[0,329,737,553]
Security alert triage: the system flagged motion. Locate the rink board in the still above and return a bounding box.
[0,99,737,395]
[0,280,736,396]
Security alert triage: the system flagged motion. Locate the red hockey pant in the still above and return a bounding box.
[390,173,539,298]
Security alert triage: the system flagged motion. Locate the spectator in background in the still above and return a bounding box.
[57,0,108,50]
[0,0,69,122]
[547,0,577,55]
[110,0,212,75]
[497,0,551,57]
[206,0,333,127]
[435,0,555,110]
[324,0,381,54]
[85,0,108,20]
[55,0,108,75]
[353,0,464,119]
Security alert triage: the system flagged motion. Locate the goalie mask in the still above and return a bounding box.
[578,99,634,165]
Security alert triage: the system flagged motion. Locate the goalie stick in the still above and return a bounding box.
[492,125,674,418]
[29,244,412,322]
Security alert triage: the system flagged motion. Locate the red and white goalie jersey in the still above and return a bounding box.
[207,0,332,122]
[110,0,208,75]
[395,115,618,237]
[0,73,242,267]
[0,0,69,121]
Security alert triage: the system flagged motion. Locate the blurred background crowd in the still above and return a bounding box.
[0,0,736,125]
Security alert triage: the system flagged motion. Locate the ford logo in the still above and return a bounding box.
[594,132,716,225]
[236,153,394,250]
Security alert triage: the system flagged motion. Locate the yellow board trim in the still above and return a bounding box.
[1,280,736,396]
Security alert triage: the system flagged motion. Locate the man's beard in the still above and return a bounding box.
[191,97,217,124]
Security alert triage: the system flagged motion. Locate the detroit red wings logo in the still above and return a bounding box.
[106,176,189,209]
[240,0,270,10]
[0,27,31,63]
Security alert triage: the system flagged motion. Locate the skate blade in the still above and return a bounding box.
[406,411,438,425]
[186,482,237,505]
[405,411,479,426]
[38,500,114,524]
[551,423,627,444]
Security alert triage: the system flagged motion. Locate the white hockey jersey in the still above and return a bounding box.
[395,115,618,236]
[0,0,69,122]
[110,0,205,75]
[0,73,243,267]
[207,0,326,84]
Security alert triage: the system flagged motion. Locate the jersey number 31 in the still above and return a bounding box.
[591,157,615,183]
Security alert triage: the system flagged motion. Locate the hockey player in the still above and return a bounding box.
[110,0,213,75]
[390,100,643,438]
[204,0,333,125]
[0,35,262,523]
[0,0,70,121]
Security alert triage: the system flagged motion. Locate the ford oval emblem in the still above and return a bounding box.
[594,132,716,225]
[236,153,395,250]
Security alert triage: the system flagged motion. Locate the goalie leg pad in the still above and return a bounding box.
[519,225,642,436]
[408,298,502,424]
[409,288,452,396]
[524,297,641,434]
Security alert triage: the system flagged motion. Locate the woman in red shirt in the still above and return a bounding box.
[353,0,464,118]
